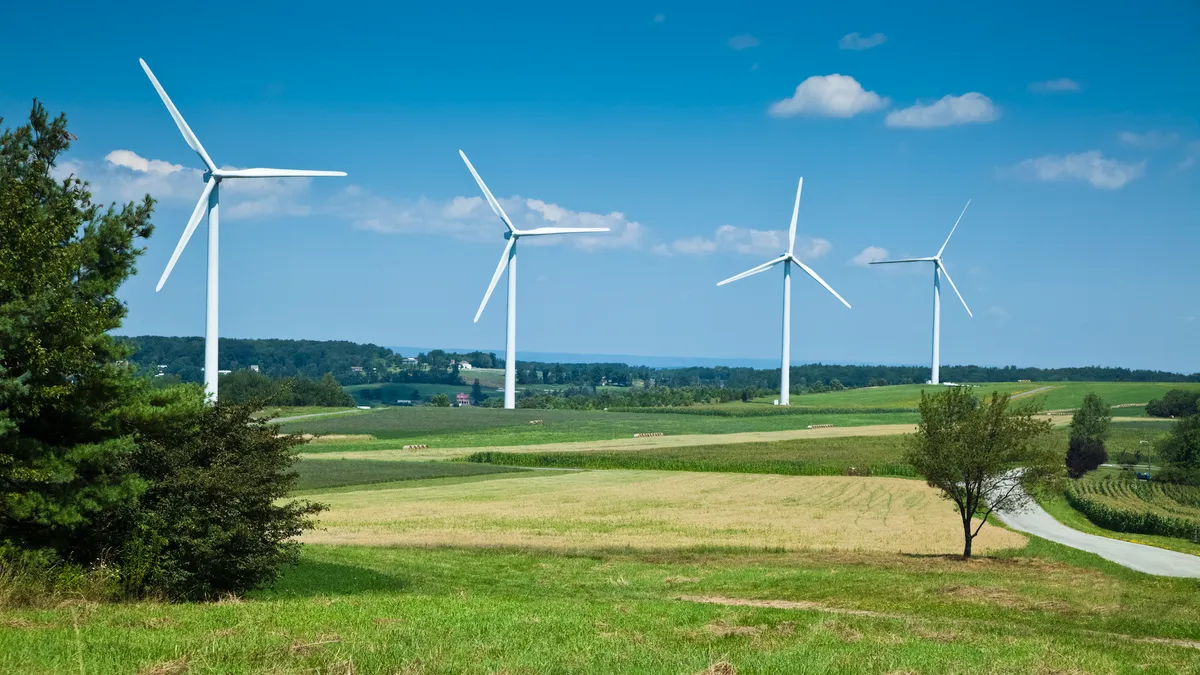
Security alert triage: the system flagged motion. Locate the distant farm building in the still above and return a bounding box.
[350,366,364,373]
[456,393,470,406]
[459,362,473,370]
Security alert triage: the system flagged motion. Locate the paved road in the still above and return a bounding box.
[996,495,1200,578]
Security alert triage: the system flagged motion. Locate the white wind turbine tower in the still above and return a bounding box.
[870,200,973,385]
[460,150,610,409]
[717,178,851,406]
[140,58,346,403]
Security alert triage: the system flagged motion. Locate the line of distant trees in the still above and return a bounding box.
[120,336,1200,397]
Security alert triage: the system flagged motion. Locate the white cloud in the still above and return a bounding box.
[850,246,888,266]
[1029,78,1082,93]
[838,32,887,51]
[334,188,645,251]
[656,225,830,259]
[885,93,999,129]
[769,74,889,119]
[728,34,760,50]
[653,13,665,22]
[1181,141,1200,170]
[1118,131,1179,149]
[987,305,1010,319]
[57,150,318,218]
[1010,151,1145,190]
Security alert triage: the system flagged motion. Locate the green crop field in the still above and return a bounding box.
[466,435,916,477]
[764,381,1200,412]
[293,458,528,494]
[280,406,919,448]
[1063,469,1200,543]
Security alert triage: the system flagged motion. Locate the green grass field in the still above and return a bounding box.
[293,459,528,494]
[5,541,1200,673]
[281,406,919,448]
[766,381,1200,412]
[466,435,916,477]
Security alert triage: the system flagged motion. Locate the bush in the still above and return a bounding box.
[1065,436,1108,478]
[1157,415,1200,485]
[117,387,326,600]
[1146,390,1200,418]
[430,393,451,407]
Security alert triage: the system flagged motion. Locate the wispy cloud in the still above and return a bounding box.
[769,74,889,119]
[885,93,999,129]
[655,225,830,259]
[1029,78,1082,93]
[727,34,760,50]
[332,187,644,251]
[850,246,888,266]
[57,150,317,218]
[1008,151,1145,190]
[987,305,1010,319]
[1181,141,1200,170]
[1118,131,1179,149]
[653,13,665,22]
[838,32,887,51]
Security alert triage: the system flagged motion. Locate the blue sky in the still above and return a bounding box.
[4,1,1199,371]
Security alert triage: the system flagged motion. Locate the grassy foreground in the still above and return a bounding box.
[4,543,1200,673]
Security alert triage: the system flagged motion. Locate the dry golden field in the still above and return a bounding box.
[302,470,1026,554]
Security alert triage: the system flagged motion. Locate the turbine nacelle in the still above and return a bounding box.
[458,149,610,324]
[868,200,973,317]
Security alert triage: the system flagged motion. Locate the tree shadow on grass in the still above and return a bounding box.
[260,559,411,598]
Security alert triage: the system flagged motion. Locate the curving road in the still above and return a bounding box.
[996,497,1200,578]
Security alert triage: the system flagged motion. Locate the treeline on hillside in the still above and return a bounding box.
[121,336,1200,396]
[118,336,496,386]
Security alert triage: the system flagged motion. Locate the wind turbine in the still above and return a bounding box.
[460,150,610,409]
[870,200,973,385]
[717,178,851,406]
[139,58,346,403]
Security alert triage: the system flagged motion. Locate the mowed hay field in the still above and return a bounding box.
[302,470,1026,554]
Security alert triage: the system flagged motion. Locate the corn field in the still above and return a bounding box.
[1065,473,1200,542]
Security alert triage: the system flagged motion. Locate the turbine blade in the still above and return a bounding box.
[517,227,610,236]
[716,255,787,286]
[791,256,852,309]
[216,168,347,178]
[937,199,971,257]
[937,262,973,317]
[475,237,516,323]
[139,58,216,172]
[156,178,215,292]
[869,257,937,265]
[459,150,515,232]
[787,177,803,255]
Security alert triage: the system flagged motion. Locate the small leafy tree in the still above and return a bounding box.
[905,387,1061,558]
[1066,436,1108,479]
[430,393,451,407]
[1065,393,1111,477]
[1157,415,1200,485]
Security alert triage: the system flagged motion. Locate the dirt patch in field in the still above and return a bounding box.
[678,595,899,619]
[695,662,737,675]
[302,434,375,443]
